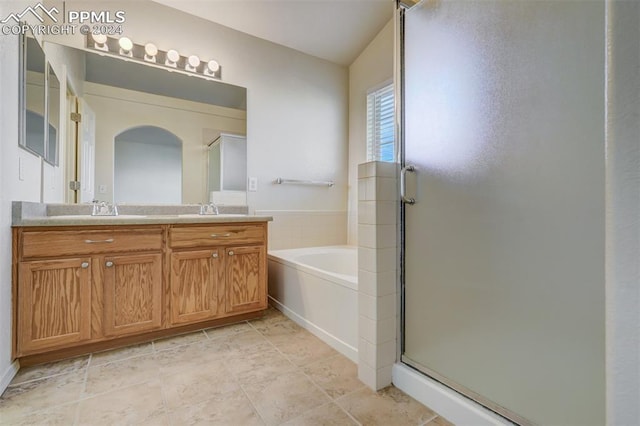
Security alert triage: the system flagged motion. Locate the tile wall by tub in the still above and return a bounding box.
[256,210,347,250]
[357,161,399,390]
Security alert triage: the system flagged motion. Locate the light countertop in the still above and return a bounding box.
[12,202,272,227]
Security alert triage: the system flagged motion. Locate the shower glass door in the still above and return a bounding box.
[401,1,605,424]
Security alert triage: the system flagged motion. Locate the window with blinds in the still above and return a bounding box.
[366,83,395,162]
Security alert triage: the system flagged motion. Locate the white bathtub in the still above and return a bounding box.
[268,245,358,362]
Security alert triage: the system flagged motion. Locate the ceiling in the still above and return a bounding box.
[152,0,394,66]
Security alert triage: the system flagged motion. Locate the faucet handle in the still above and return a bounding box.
[199,202,219,215]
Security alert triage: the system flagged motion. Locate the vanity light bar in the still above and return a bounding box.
[86,34,222,80]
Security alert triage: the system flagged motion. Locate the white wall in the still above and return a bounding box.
[348,20,394,245]
[0,0,40,393]
[48,0,349,214]
[606,1,640,424]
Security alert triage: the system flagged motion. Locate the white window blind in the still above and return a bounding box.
[366,83,395,162]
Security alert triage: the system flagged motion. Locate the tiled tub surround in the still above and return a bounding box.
[255,210,347,250]
[0,307,453,426]
[357,161,399,390]
[268,246,358,362]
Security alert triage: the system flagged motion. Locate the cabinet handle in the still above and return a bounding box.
[212,252,219,258]
[84,238,114,244]
[105,261,114,268]
[81,262,90,269]
[210,233,232,238]
[228,250,234,256]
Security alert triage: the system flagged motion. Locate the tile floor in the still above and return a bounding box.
[0,307,453,426]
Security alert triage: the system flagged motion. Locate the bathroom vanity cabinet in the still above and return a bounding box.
[168,224,267,325]
[12,220,268,363]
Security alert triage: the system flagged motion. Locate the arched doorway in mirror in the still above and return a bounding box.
[114,126,182,204]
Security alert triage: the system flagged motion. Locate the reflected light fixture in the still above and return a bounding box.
[144,43,158,62]
[118,36,133,57]
[91,33,108,52]
[186,55,200,72]
[165,49,180,67]
[204,60,220,76]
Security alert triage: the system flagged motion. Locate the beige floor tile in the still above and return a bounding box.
[224,343,296,385]
[274,332,338,366]
[155,340,230,377]
[337,386,437,426]
[90,342,154,366]
[0,372,85,423]
[84,353,159,396]
[161,361,239,410]
[242,370,331,426]
[10,355,89,385]
[1,402,78,426]
[2,320,446,426]
[303,354,364,399]
[281,402,358,426]
[153,330,207,352]
[222,329,269,350]
[248,308,288,332]
[204,321,253,340]
[77,381,166,425]
[169,388,264,426]
[255,318,305,345]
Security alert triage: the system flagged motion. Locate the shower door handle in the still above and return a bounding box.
[401,165,416,205]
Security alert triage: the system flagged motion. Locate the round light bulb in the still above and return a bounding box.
[188,55,200,68]
[118,37,133,52]
[92,33,107,45]
[144,43,158,57]
[207,60,220,73]
[166,49,180,63]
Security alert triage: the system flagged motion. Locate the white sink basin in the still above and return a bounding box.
[51,215,148,219]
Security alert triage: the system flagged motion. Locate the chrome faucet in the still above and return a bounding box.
[92,201,119,216]
[199,202,219,215]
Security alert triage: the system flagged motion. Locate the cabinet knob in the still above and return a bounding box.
[81,262,90,269]
[212,252,218,258]
[228,250,234,256]
[105,261,114,268]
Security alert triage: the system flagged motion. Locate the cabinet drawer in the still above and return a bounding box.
[22,229,163,259]
[170,224,265,248]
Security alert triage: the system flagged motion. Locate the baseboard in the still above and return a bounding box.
[0,360,19,395]
[392,363,513,426]
[268,296,358,363]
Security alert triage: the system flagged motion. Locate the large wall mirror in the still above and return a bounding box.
[28,39,247,205]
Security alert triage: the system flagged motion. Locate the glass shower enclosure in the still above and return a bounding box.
[400,1,606,424]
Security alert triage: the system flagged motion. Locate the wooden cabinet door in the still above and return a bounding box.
[169,249,223,325]
[102,253,163,337]
[225,245,267,314]
[18,258,92,354]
